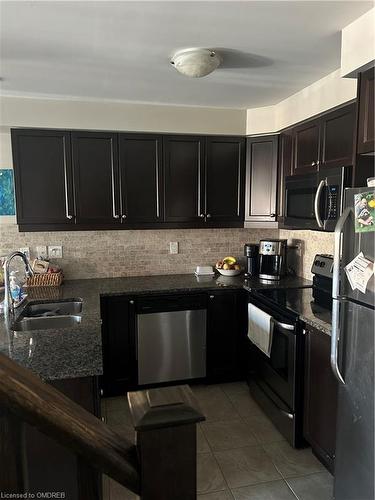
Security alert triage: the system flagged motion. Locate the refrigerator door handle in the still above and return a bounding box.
[331,207,352,385]
[314,179,326,229]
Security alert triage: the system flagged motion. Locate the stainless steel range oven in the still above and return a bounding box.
[284,166,351,231]
[246,290,305,448]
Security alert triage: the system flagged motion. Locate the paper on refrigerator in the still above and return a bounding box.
[344,252,374,294]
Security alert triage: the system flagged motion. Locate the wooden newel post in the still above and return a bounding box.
[127,385,205,500]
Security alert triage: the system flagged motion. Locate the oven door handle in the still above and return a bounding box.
[271,318,295,331]
[314,179,326,229]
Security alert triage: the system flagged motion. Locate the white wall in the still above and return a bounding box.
[341,7,375,77]
[0,95,246,135]
[246,69,357,135]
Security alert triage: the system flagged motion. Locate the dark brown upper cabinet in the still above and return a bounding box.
[205,136,245,225]
[357,67,375,154]
[119,134,163,224]
[293,119,321,174]
[292,103,356,175]
[245,135,278,224]
[320,103,355,169]
[277,129,293,223]
[71,131,120,226]
[11,129,75,227]
[163,135,205,224]
[304,324,338,473]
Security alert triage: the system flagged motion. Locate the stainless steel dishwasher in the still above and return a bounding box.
[136,294,207,385]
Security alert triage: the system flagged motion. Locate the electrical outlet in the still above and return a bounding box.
[48,245,63,259]
[169,242,179,255]
[19,247,30,259]
[36,246,48,259]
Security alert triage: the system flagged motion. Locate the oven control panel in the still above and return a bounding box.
[311,253,334,278]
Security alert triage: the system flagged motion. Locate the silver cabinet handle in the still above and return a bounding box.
[206,214,211,218]
[199,213,205,218]
[272,318,295,331]
[122,215,127,219]
[270,213,276,218]
[100,389,104,397]
[209,295,214,299]
[129,300,134,305]
[314,179,326,228]
[331,207,352,385]
[111,161,119,219]
[311,161,316,166]
[63,152,74,220]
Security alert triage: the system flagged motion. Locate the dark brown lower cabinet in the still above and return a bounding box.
[303,324,338,473]
[206,290,245,381]
[100,295,136,396]
[23,377,102,499]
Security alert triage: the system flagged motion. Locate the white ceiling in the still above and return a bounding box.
[0,1,373,109]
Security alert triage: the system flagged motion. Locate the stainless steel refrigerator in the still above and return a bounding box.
[331,187,375,500]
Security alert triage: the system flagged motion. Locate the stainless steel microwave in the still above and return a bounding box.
[284,167,351,231]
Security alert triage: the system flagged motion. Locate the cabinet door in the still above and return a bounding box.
[205,136,245,224]
[277,130,293,222]
[11,129,75,226]
[293,120,320,174]
[100,296,136,396]
[304,325,338,473]
[358,67,375,154]
[207,291,239,380]
[119,134,163,223]
[163,135,205,223]
[245,135,278,222]
[72,131,120,226]
[320,103,355,170]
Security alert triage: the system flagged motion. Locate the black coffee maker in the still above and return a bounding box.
[244,243,259,277]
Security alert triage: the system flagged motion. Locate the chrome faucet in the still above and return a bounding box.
[3,251,34,316]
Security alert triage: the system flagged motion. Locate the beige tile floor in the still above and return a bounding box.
[102,381,333,500]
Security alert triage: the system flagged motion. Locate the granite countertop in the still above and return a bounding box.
[0,273,314,381]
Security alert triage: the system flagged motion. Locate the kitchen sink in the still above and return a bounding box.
[12,315,82,332]
[11,299,83,331]
[21,299,83,318]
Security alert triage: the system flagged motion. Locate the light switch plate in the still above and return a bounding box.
[48,245,63,259]
[19,247,30,259]
[36,246,48,259]
[169,242,179,254]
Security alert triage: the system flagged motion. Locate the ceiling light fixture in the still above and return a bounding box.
[170,48,222,78]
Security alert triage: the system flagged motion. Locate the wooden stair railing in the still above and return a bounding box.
[0,353,205,499]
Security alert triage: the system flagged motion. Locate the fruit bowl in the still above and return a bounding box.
[216,268,242,276]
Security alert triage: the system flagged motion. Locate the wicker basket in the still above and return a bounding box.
[26,271,63,287]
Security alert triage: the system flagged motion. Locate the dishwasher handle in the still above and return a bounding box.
[136,294,207,313]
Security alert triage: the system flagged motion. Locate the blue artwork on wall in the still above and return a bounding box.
[0,169,16,216]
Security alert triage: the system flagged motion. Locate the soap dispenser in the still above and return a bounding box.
[9,271,21,304]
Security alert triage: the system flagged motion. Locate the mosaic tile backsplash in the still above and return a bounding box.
[0,222,334,281]
[0,225,278,280]
[280,229,334,280]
